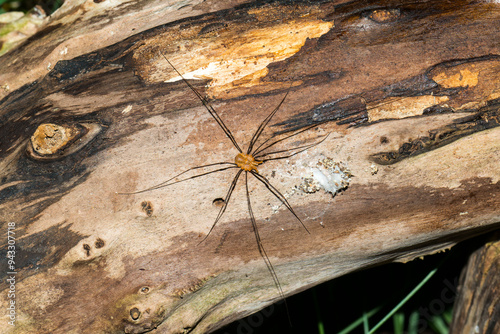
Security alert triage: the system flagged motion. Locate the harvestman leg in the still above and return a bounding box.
[121,53,331,316]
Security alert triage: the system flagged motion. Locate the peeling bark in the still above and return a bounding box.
[0,0,499,333]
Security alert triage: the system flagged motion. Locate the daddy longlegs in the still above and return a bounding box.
[121,52,329,307]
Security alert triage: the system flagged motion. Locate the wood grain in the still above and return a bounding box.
[0,0,499,333]
[450,235,500,334]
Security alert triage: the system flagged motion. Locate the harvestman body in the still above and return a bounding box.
[121,52,328,302]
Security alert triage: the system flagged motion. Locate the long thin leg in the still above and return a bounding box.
[118,162,237,195]
[250,170,310,234]
[255,133,330,162]
[252,122,326,157]
[160,52,243,153]
[199,169,243,244]
[246,86,292,155]
[245,172,290,316]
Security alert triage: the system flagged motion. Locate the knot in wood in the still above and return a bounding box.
[30,123,77,155]
[235,153,262,172]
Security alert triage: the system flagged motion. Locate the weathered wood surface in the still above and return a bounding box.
[450,235,500,334]
[0,0,499,333]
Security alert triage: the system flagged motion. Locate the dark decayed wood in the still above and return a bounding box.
[449,235,500,334]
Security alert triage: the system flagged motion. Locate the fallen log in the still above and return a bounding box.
[0,0,499,333]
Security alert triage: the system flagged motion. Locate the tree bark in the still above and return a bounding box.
[0,0,499,333]
[450,235,500,334]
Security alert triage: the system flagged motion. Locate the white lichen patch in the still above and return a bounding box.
[300,157,351,197]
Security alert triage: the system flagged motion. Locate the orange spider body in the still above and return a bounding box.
[123,53,326,308]
[235,153,262,173]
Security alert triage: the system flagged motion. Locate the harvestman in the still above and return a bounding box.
[122,52,329,301]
